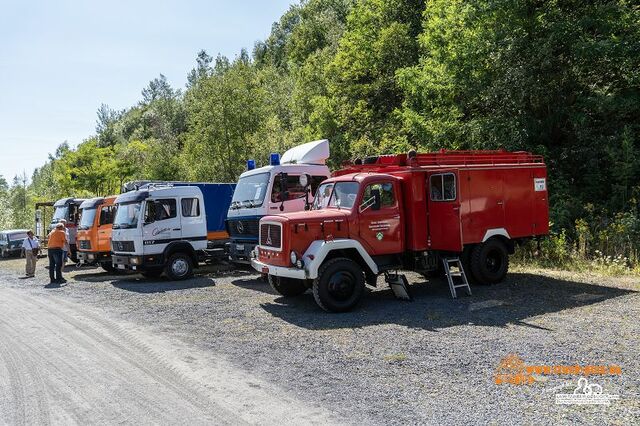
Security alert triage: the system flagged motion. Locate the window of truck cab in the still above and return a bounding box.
[430,173,456,201]
[271,174,327,203]
[100,206,116,225]
[145,199,177,222]
[231,172,270,209]
[79,208,98,230]
[313,182,359,210]
[113,202,142,229]
[360,182,397,212]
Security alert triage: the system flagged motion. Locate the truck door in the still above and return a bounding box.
[357,180,403,255]
[428,171,463,252]
[142,198,182,250]
[97,205,114,253]
[180,196,206,247]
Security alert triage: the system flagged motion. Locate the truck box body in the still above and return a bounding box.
[126,182,236,239]
[333,150,548,253]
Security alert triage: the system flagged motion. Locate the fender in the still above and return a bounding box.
[482,228,510,242]
[163,240,198,264]
[302,239,379,279]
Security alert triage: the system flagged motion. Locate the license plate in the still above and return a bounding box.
[117,264,125,270]
[236,244,244,252]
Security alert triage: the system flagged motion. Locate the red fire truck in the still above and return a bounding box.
[251,150,549,312]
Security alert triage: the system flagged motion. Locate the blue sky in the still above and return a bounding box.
[0,0,293,184]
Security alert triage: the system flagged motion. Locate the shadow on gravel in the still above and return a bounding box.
[110,277,216,293]
[231,277,271,294]
[260,273,636,331]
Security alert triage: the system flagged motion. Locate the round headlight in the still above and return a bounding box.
[290,251,298,265]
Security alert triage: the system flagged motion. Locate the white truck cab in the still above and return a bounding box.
[226,140,331,262]
[111,183,234,280]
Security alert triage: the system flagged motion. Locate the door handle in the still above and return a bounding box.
[497,201,504,205]
[453,206,460,211]
[173,228,181,231]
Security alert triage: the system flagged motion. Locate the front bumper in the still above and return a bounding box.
[78,251,111,264]
[2,247,22,256]
[112,253,163,271]
[228,240,258,263]
[251,258,307,280]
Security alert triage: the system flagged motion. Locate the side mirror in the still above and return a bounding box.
[279,172,288,192]
[371,189,381,211]
[299,173,310,188]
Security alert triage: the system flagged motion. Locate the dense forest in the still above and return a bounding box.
[1,0,639,271]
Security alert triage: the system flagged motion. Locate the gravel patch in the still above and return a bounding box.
[1,257,638,425]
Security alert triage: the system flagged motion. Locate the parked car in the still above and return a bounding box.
[0,229,29,258]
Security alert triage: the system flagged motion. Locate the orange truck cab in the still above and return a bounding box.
[77,196,117,272]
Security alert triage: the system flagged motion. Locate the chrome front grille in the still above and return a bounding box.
[259,223,282,249]
[112,240,135,252]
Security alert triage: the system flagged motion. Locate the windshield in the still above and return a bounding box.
[230,172,270,209]
[8,232,28,241]
[313,182,359,211]
[79,208,98,230]
[113,202,142,229]
[51,206,68,223]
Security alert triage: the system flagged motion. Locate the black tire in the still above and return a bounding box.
[460,245,480,285]
[100,262,116,273]
[470,239,509,284]
[165,253,194,281]
[312,257,365,313]
[268,275,307,296]
[141,268,163,279]
[70,247,79,263]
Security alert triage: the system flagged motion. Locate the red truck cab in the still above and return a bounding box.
[252,150,549,312]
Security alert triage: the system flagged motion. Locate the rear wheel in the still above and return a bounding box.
[165,253,194,281]
[470,239,509,284]
[312,257,365,313]
[268,275,307,296]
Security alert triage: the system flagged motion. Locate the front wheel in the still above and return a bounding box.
[470,239,509,284]
[268,275,307,296]
[312,257,365,313]
[165,253,194,281]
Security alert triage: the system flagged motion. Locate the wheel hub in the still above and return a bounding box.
[172,259,188,276]
[485,250,502,273]
[327,271,355,301]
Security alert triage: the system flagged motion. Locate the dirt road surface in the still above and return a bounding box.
[0,282,335,425]
[0,256,638,425]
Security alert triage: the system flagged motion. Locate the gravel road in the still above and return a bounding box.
[0,257,638,425]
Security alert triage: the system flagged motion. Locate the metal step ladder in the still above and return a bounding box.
[442,257,472,299]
